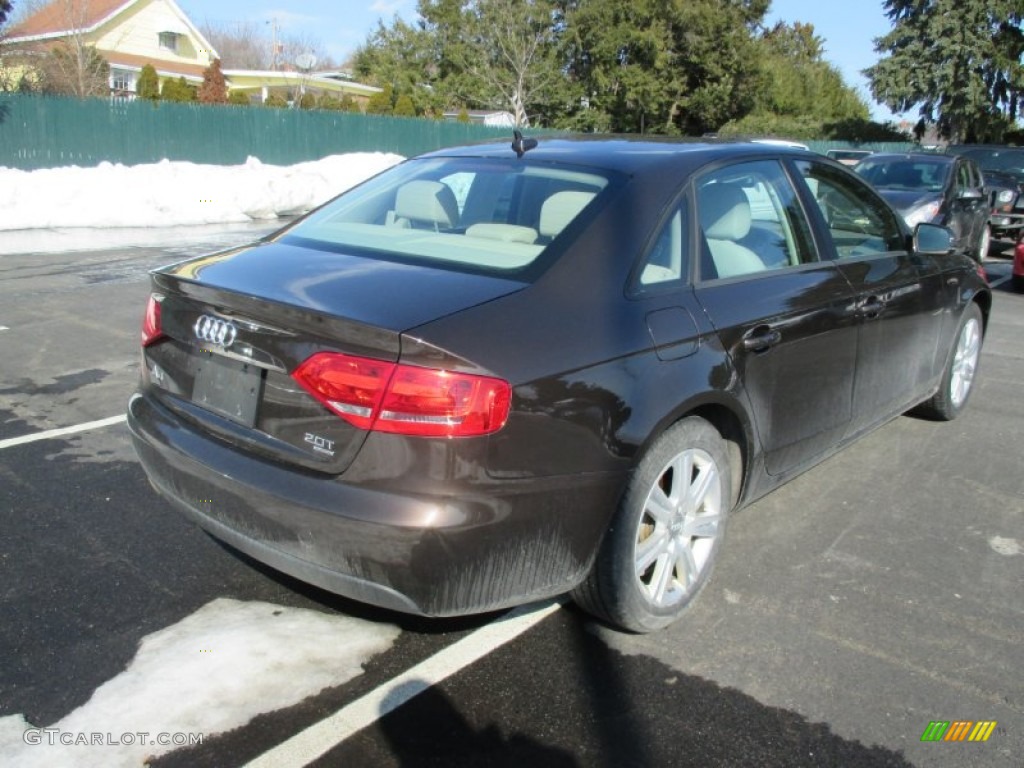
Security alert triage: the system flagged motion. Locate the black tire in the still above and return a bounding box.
[573,417,732,633]
[918,303,983,421]
[1014,275,1024,292]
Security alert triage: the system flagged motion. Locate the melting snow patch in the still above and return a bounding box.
[989,536,1021,556]
[0,598,400,767]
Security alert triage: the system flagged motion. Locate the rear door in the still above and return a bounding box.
[790,159,945,437]
[691,158,860,476]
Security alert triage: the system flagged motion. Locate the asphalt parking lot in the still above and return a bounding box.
[0,231,1021,768]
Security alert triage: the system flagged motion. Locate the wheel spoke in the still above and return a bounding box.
[677,540,698,588]
[683,512,721,539]
[687,461,717,511]
[635,526,671,576]
[650,543,677,603]
[644,485,674,526]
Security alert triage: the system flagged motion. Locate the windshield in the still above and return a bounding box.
[279,156,612,276]
[854,159,951,193]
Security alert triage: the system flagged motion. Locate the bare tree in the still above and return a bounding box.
[200,21,269,70]
[37,0,108,96]
[200,19,336,71]
[2,0,109,96]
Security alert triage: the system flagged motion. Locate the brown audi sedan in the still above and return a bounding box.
[128,137,990,632]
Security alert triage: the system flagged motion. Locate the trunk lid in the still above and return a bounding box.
[142,240,526,473]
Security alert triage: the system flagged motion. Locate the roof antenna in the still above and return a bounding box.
[511,129,537,158]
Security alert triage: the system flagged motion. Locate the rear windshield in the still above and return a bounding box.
[854,158,951,192]
[280,156,612,275]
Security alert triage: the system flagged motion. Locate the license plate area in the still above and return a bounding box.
[192,352,263,427]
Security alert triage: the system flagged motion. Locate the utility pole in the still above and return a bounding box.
[269,17,280,70]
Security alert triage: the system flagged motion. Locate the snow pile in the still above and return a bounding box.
[0,598,401,767]
[0,152,405,232]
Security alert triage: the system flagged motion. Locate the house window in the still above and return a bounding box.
[111,69,136,94]
[159,32,178,52]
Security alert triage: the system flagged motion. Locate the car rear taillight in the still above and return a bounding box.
[292,352,511,437]
[141,294,165,347]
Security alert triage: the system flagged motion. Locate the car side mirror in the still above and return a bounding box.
[957,187,984,201]
[914,223,953,254]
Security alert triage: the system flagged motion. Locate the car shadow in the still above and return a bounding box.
[291,606,916,768]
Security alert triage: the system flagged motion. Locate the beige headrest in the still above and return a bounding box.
[395,180,459,228]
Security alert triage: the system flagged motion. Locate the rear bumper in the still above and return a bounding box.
[127,392,623,617]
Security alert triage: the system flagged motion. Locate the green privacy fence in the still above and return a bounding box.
[0,94,518,170]
[0,94,920,171]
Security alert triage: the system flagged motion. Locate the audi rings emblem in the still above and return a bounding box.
[194,315,238,348]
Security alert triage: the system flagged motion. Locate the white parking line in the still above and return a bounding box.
[244,599,565,768]
[0,414,127,450]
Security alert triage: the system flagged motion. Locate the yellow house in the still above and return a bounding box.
[1,0,380,105]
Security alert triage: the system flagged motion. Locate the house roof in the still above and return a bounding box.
[5,0,135,40]
[105,51,207,80]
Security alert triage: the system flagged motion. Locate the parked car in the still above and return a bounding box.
[853,153,990,261]
[128,137,990,633]
[1014,240,1024,291]
[826,149,873,166]
[947,145,1024,239]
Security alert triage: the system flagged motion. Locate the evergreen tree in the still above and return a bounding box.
[197,59,228,104]
[867,0,1024,142]
[365,83,394,114]
[394,93,416,116]
[339,94,361,113]
[161,76,195,102]
[137,64,160,101]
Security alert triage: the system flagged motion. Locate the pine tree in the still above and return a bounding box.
[162,76,195,103]
[197,59,228,104]
[867,0,1024,141]
[393,93,416,117]
[365,83,394,115]
[137,64,160,101]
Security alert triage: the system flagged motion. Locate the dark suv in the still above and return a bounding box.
[947,145,1024,239]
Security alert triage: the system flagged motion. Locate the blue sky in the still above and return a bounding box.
[176,0,900,121]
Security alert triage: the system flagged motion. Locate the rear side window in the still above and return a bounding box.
[283,157,611,276]
[635,204,687,289]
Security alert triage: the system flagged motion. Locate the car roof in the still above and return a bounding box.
[417,136,818,176]
[859,152,956,164]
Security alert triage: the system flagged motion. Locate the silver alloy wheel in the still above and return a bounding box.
[633,447,723,608]
[950,315,981,408]
[977,225,991,262]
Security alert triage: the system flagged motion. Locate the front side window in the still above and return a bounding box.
[795,160,904,259]
[695,160,814,280]
[280,157,613,276]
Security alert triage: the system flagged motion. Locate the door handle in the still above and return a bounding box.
[860,296,885,319]
[742,327,782,352]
